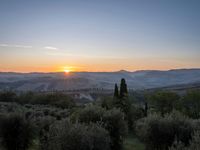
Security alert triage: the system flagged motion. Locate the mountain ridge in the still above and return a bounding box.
[1,68,200,74]
[0,68,200,91]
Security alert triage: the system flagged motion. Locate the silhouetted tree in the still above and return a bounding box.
[144,102,148,117]
[120,78,128,98]
[113,79,132,129]
[114,84,119,98]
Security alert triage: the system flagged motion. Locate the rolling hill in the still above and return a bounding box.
[0,69,200,91]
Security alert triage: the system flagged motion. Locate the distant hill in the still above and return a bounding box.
[0,69,200,91]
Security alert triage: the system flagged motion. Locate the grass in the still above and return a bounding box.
[123,134,145,150]
[29,139,39,150]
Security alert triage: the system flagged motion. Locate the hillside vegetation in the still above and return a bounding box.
[0,78,200,150]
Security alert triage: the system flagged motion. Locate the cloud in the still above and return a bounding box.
[0,44,59,50]
[0,44,32,48]
[44,46,58,50]
[0,44,9,47]
[13,45,32,48]
[45,52,73,56]
[45,51,126,59]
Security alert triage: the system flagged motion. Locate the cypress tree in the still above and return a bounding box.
[114,83,119,98]
[144,102,148,117]
[120,78,128,98]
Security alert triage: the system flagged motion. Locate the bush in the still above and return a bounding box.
[169,131,200,150]
[78,105,105,123]
[135,111,194,150]
[101,96,115,110]
[182,90,200,119]
[1,91,75,109]
[102,96,135,130]
[0,114,35,150]
[45,120,110,150]
[77,105,128,150]
[128,105,145,130]
[102,108,128,150]
[38,117,56,150]
[148,91,180,116]
[34,93,75,108]
[0,91,17,102]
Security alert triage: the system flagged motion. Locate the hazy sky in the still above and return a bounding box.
[0,0,200,72]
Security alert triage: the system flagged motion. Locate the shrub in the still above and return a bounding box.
[101,96,115,110]
[182,90,200,119]
[38,117,56,150]
[135,113,161,142]
[0,91,17,102]
[102,108,128,150]
[135,111,194,150]
[18,92,75,108]
[36,93,75,108]
[128,105,145,130]
[148,91,180,116]
[46,120,110,150]
[0,114,35,150]
[77,105,128,150]
[78,105,105,123]
[169,131,200,150]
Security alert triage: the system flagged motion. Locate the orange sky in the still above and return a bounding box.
[1,55,199,73]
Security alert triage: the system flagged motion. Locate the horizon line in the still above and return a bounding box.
[0,68,200,74]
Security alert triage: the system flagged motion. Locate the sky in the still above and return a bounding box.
[0,0,200,72]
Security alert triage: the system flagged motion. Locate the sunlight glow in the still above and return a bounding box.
[64,69,70,73]
[62,66,75,73]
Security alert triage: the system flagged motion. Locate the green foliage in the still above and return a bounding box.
[0,114,35,150]
[1,85,200,150]
[114,97,131,115]
[102,90,139,132]
[47,121,110,150]
[114,83,119,98]
[18,91,35,104]
[112,78,137,130]
[128,105,145,130]
[39,93,74,108]
[0,91,17,102]
[78,105,105,123]
[169,131,200,150]
[135,111,194,150]
[102,108,128,150]
[113,96,133,130]
[38,117,56,150]
[77,105,128,150]
[182,90,200,119]
[148,91,180,116]
[0,91,75,109]
[120,78,128,98]
[101,96,115,109]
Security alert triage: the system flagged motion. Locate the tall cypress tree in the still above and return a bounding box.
[114,83,119,98]
[120,78,128,98]
[144,102,148,117]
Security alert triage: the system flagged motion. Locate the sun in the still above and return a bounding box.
[60,66,75,74]
[64,69,70,73]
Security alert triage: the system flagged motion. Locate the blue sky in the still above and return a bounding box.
[0,0,200,72]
